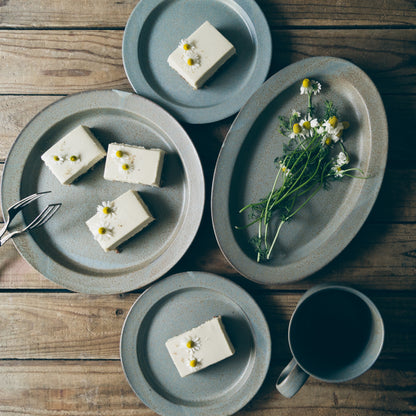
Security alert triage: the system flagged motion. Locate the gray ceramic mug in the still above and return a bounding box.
[276,285,384,398]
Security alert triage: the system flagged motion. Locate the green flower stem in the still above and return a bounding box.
[266,219,285,260]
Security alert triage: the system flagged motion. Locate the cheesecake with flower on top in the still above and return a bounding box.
[103,143,165,187]
[165,316,235,377]
[41,125,106,185]
[86,190,154,252]
[167,21,236,89]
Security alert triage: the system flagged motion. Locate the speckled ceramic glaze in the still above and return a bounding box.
[122,0,272,124]
[211,57,388,285]
[1,90,204,294]
[120,271,271,416]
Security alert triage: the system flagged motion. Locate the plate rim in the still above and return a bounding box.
[120,271,272,416]
[1,89,205,294]
[122,0,272,124]
[211,56,388,285]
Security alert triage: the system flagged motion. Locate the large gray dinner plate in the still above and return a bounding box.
[120,271,271,416]
[122,0,272,124]
[212,57,388,285]
[1,90,204,294]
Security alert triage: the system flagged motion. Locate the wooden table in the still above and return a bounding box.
[0,1,415,414]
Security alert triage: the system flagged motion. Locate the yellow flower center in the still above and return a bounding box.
[337,166,342,172]
[189,359,198,368]
[115,150,123,158]
[302,78,310,88]
[70,155,78,162]
[102,206,111,215]
[282,166,287,172]
[183,43,191,50]
[53,155,60,161]
[303,120,311,130]
[328,116,338,128]
[293,123,302,134]
[98,227,106,235]
[121,163,130,171]
[187,58,194,66]
[342,121,350,129]
[325,137,332,146]
[186,340,194,349]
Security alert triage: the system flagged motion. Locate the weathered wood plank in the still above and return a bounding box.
[0,360,414,415]
[0,292,414,360]
[0,239,61,289]
[0,293,133,359]
[0,0,135,28]
[0,0,415,28]
[272,29,416,96]
[0,222,415,291]
[0,29,415,95]
[0,95,60,160]
[0,30,131,94]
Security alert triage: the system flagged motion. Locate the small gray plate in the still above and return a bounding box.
[120,271,271,416]
[212,57,388,285]
[122,0,272,124]
[1,90,204,294]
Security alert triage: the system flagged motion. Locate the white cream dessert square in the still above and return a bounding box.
[86,190,154,252]
[104,143,165,187]
[165,316,235,377]
[41,125,106,185]
[167,21,236,89]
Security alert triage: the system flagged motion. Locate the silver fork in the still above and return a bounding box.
[0,191,51,239]
[0,193,61,247]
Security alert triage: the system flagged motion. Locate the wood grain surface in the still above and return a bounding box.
[0,0,415,415]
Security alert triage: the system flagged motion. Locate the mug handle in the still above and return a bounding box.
[276,358,309,398]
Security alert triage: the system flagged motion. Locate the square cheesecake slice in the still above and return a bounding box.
[41,125,106,185]
[104,143,165,187]
[167,21,236,89]
[165,316,235,377]
[86,189,154,252]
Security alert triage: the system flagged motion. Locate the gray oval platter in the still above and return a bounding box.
[1,90,204,294]
[211,57,388,285]
[120,271,271,416]
[122,0,272,124]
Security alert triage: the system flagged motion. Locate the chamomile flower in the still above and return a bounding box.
[331,165,344,177]
[291,109,301,118]
[336,151,349,167]
[320,134,333,146]
[97,201,117,218]
[110,148,130,161]
[300,114,319,137]
[279,161,291,176]
[119,161,134,174]
[94,222,113,242]
[179,39,193,51]
[182,336,201,353]
[187,356,201,371]
[300,79,321,95]
[183,50,201,70]
[323,116,344,143]
[289,122,302,139]
[69,154,81,163]
[312,81,322,95]
[52,154,66,164]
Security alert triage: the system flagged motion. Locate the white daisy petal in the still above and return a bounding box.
[97,201,117,218]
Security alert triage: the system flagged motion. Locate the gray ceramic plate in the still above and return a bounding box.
[1,90,204,294]
[211,57,388,285]
[122,0,272,124]
[120,271,271,416]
